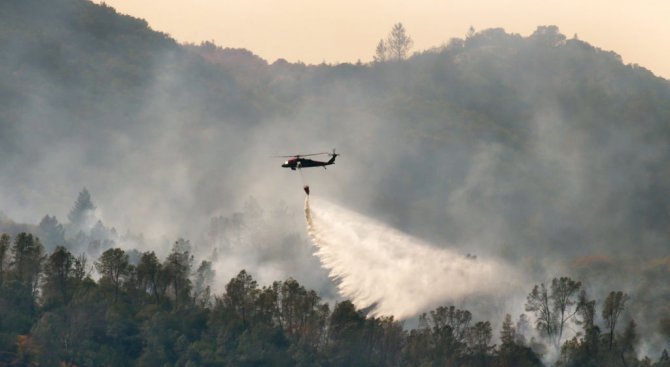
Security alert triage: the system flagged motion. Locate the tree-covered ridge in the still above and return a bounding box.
[0,0,170,129]
[1,231,668,366]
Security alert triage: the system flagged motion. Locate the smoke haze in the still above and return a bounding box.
[2,1,670,354]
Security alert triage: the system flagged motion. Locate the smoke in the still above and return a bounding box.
[305,196,523,319]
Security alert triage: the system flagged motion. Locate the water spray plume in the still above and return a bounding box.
[305,197,521,319]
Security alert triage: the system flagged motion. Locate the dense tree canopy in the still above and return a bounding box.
[10,232,664,366]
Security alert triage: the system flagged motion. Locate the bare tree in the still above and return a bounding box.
[551,277,582,347]
[373,39,387,63]
[525,277,581,349]
[603,291,629,350]
[386,23,413,60]
[374,23,413,62]
[525,283,555,343]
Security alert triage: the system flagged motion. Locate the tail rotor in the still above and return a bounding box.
[327,149,339,165]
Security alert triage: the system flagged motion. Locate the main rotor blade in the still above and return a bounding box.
[273,152,330,158]
[300,152,331,157]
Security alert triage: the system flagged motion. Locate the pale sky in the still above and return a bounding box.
[95,0,669,79]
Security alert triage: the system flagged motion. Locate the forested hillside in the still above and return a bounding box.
[1,0,670,365]
[2,233,669,366]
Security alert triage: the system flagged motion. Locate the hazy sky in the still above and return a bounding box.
[94,0,669,79]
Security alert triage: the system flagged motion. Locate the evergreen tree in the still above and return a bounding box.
[164,239,193,308]
[136,251,162,303]
[223,269,258,325]
[658,349,670,367]
[618,320,638,366]
[193,260,214,307]
[38,215,66,251]
[516,313,530,345]
[500,313,516,347]
[43,246,75,306]
[0,233,9,285]
[327,300,367,365]
[95,248,130,302]
[11,232,45,295]
[499,313,543,367]
[68,188,96,226]
[467,320,493,363]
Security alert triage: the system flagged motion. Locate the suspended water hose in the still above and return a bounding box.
[298,162,310,195]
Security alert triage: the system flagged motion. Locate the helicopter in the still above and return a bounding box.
[278,150,339,195]
[279,149,339,170]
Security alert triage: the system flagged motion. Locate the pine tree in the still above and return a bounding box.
[500,313,516,347]
[38,215,66,251]
[68,188,96,226]
[0,233,9,285]
[43,246,75,305]
[11,233,45,292]
[164,239,193,308]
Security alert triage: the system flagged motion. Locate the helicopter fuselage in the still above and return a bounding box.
[282,156,336,170]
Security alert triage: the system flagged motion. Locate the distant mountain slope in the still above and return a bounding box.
[0,0,174,104]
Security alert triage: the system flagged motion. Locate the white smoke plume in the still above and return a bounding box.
[305,196,523,319]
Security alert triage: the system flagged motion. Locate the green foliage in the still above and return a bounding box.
[11,233,45,289]
[5,232,670,366]
[136,251,162,303]
[95,247,130,302]
[164,239,194,309]
[42,246,75,307]
[0,233,9,285]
